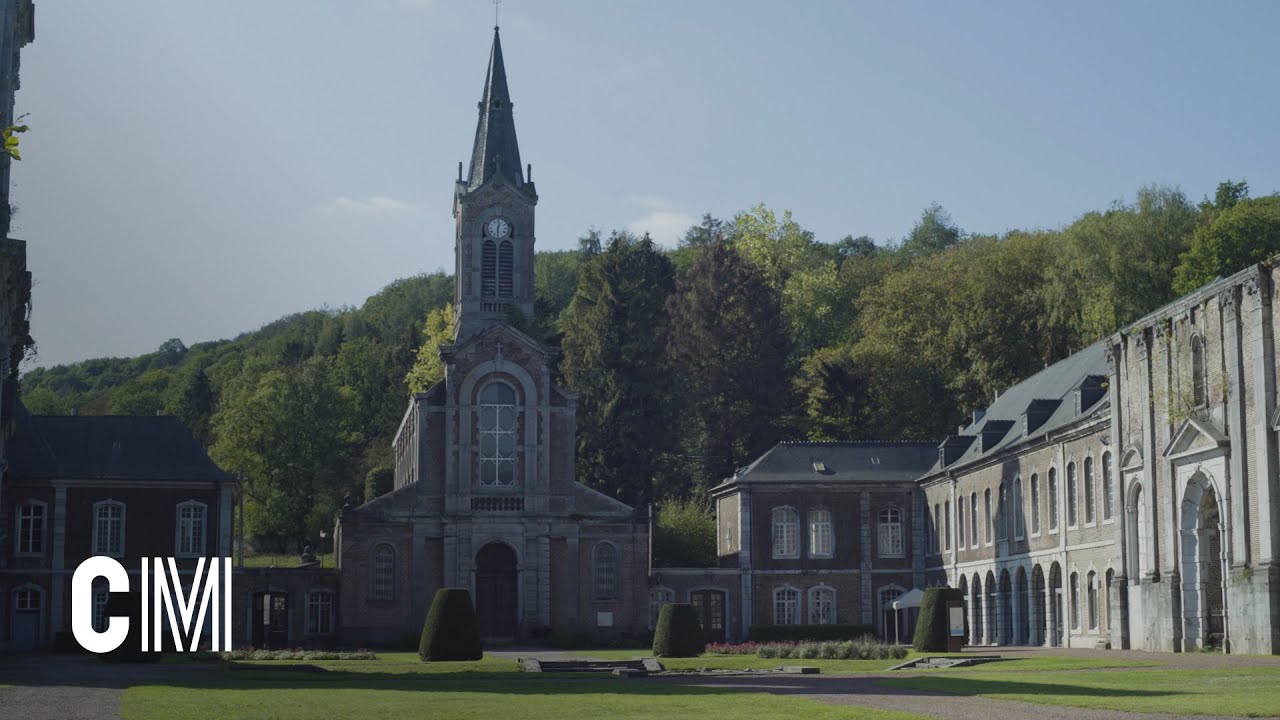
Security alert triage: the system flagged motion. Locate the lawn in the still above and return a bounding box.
[577,649,1162,674]
[882,666,1280,717]
[238,552,334,569]
[121,652,929,720]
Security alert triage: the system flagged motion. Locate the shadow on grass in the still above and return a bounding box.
[880,675,1179,700]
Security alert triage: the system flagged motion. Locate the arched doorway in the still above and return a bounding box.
[999,570,1013,645]
[252,591,289,649]
[1181,475,1225,651]
[1031,565,1046,646]
[1048,562,1064,647]
[970,575,983,645]
[1015,568,1029,645]
[476,542,518,640]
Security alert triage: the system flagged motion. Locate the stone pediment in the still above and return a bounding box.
[1120,443,1144,472]
[1163,415,1228,460]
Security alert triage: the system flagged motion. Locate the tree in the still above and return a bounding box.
[560,233,676,504]
[1174,194,1280,294]
[164,363,215,444]
[729,204,819,289]
[211,358,361,549]
[419,589,483,661]
[900,203,962,259]
[667,241,794,493]
[404,304,455,394]
[652,604,704,657]
[577,228,602,259]
[798,344,871,441]
[652,498,716,567]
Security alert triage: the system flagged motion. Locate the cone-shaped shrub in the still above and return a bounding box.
[652,603,704,657]
[912,587,964,652]
[419,588,483,661]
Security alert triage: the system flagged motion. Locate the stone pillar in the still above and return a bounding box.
[1220,287,1249,565]
[1247,273,1277,565]
[980,589,992,644]
[994,587,1007,645]
[565,531,579,625]
[1044,580,1056,646]
[859,491,872,625]
[968,590,979,646]
[1027,582,1040,646]
[1012,585,1023,645]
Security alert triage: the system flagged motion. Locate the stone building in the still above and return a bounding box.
[703,441,936,643]
[333,27,648,646]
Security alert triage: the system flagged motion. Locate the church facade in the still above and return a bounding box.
[333,28,648,646]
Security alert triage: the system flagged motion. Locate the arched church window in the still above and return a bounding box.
[481,240,497,298]
[498,240,514,298]
[594,543,618,600]
[478,382,518,487]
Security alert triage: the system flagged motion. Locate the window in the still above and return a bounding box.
[998,483,1008,540]
[772,507,799,558]
[93,582,109,633]
[372,544,395,600]
[773,587,799,625]
[649,588,674,628]
[307,590,334,635]
[1013,477,1024,539]
[1067,462,1078,526]
[878,508,903,558]
[481,239,497,298]
[809,586,835,624]
[175,501,207,556]
[1070,572,1081,629]
[983,489,992,544]
[943,501,951,551]
[1191,335,1207,407]
[1030,474,1040,534]
[478,382,518,487]
[16,501,44,554]
[970,493,978,548]
[1084,457,1096,524]
[1087,571,1098,630]
[594,543,618,600]
[932,504,941,553]
[498,240,514,298]
[93,501,125,557]
[15,587,40,611]
[1104,569,1114,630]
[957,501,966,549]
[1102,452,1113,520]
[1048,468,1059,531]
[808,508,833,557]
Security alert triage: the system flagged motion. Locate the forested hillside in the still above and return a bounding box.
[20,181,1280,551]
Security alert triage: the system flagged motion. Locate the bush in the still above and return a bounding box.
[912,586,964,652]
[652,603,704,657]
[749,624,876,643]
[215,647,377,661]
[754,639,907,661]
[419,588,483,661]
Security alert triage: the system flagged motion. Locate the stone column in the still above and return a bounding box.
[1012,585,1023,645]
[968,590,979,646]
[994,588,1007,645]
[1027,582,1040,646]
[981,589,993,645]
[1044,580,1056,646]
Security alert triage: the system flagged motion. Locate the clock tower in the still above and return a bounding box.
[454,26,537,340]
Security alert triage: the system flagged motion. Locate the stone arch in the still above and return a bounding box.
[1126,477,1151,583]
[1031,564,1046,646]
[458,358,541,492]
[1015,566,1029,645]
[475,541,520,639]
[1048,561,1064,647]
[1180,471,1225,651]
[969,573,983,646]
[984,570,997,645]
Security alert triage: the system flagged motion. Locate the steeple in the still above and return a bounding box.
[467,27,525,190]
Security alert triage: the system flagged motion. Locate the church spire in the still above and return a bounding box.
[467,27,524,189]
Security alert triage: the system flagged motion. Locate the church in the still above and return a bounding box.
[332,27,650,646]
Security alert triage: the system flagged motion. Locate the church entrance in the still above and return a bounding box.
[690,590,726,644]
[476,542,518,640]
[1181,474,1225,650]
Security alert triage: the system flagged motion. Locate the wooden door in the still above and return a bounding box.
[690,590,726,644]
[253,592,289,649]
[476,543,518,640]
[11,588,41,651]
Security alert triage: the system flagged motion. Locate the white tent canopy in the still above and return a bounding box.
[891,588,925,611]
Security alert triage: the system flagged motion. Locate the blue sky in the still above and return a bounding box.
[13,0,1280,367]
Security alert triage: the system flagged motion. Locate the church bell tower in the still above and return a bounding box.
[453,26,538,340]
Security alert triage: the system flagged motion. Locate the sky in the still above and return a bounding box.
[12,0,1280,368]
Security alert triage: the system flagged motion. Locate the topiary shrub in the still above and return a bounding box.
[912,587,964,652]
[419,588,483,661]
[652,603,704,657]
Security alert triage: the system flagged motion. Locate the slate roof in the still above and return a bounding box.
[466,27,526,190]
[717,441,939,488]
[922,340,1111,478]
[7,406,234,482]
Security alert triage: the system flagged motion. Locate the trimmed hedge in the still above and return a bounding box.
[749,624,876,643]
[652,603,704,657]
[419,588,483,661]
[912,586,964,652]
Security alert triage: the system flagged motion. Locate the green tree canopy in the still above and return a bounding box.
[1174,194,1280,295]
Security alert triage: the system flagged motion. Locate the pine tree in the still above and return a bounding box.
[560,233,675,504]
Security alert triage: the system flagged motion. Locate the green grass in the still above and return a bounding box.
[239,552,334,569]
[883,667,1280,717]
[122,652,929,720]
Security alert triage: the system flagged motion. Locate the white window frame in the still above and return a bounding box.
[307,589,334,635]
[772,506,799,559]
[93,582,109,633]
[175,500,208,557]
[1067,462,1079,528]
[1013,477,1025,540]
[1084,456,1096,526]
[1048,468,1060,533]
[969,493,979,549]
[371,543,396,601]
[983,489,993,546]
[594,542,619,600]
[957,500,966,550]
[15,499,47,556]
[808,585,836,625]
[773,586,799,625]
[477,381,518,487]
[1070,571,1081,630]
[878,507,904,558]
[1030,474,1041,536]
[1101,451,1115,523]
[808,508,833,558]
[1086,571,1098,631]
[92,500,126,558]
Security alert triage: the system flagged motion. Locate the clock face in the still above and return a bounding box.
[486,218,510,238]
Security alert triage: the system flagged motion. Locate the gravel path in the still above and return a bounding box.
[0,654,208,720]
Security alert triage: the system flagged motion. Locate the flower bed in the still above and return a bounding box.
[707,638,907,660]
[194,646,378,661]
